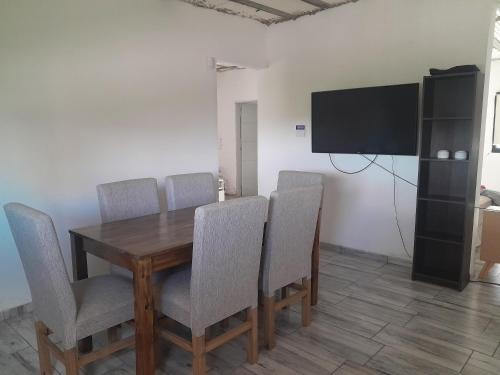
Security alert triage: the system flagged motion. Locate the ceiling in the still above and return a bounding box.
[493,10,500,59]
[179,0,358,26]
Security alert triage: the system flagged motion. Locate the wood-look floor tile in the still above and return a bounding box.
[372,323,471,372]
[373,273,443,299]
[11,346,64,374]
[208,366,254,375]
[367,345,460,375]
[407,300,491,335]
[274,309,304,335]
[243,354,302,374]
[434,292,500,318]
[313,301,386,338]
[244,336,341,375]
[404,316,498,356]
[0,349,34,375]
[319,249,334,264]
[287,320,382,365]
[318,274,353,295]
[328,253,387,273]
[0,322,29,354]
[333,361,384,374]
[493,343,500,359]
[336,297,416,327]
[276,332,345,369]
[461,351,500,375]
[482,319,500,342]
[345,283,414,308]
[376,263,412,278]
[83,354,134,375]
[209,337,247,369]
[319,264,378,283]
[6,316,37,349]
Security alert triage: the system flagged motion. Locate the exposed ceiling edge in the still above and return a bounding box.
[180,0,359,26]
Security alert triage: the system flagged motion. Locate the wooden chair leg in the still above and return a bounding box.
[246,307,258,364]
[281,286,289,309]
[63,348,79,375]
[107,324,120,344]
[192,335,206,375]
[301,278,312,327]
[263,296,276,350]
[479,262,494,279]
[35,321,52,375]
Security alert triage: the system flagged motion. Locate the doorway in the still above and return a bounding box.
[237,102,258,197]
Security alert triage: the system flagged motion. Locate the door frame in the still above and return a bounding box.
[235,101,258,197]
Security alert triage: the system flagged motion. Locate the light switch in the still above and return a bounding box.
[296,125,305,137]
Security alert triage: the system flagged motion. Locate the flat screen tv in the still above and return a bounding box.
[311,83,419,155]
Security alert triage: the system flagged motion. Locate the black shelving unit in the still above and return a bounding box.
[412,71,483,290]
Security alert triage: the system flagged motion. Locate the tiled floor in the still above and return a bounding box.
[3,247,500,374]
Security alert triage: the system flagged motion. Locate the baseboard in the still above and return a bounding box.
[320,242,412,267]
[0,302,33,321]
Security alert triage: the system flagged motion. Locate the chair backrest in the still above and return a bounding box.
[190,197,267,336]
[4,203,76,348]
[260,186,323,297]
[277,170,324,191]
[96,178,160,223]
[165,172,218,211]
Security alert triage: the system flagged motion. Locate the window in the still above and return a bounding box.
[493,92,500,152]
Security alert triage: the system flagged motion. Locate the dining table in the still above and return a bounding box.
[69,205,321,375]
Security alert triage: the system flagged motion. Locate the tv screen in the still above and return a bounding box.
[311,83,419,155]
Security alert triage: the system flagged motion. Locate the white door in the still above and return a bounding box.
[239,102,258,196]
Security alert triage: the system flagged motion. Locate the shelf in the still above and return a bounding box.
[412,272,461,289]
[414,70,480,291]
[420,158,469,163]
[425,71,477,80]
[416,233,463,245]
[418,195,465,204]
[423,117,472,121]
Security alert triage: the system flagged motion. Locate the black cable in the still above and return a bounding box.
[470,280,500,287]
[328,154,378,174]
[391,156,411,259]
[360,154,417,187]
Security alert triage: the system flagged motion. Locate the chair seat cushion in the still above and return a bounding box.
[72,275,134,340]
[156,266,192,328]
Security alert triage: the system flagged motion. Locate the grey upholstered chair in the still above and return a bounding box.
[165,172,218,211]
[277,170,324,305]
[96,177,161,222]
[96,178,161,279]
[156,197,267,374]
[277,170,324,193]
[259,186,323,349]
[4,203,135,375]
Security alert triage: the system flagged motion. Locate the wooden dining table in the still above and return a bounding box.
[69,205,321,375]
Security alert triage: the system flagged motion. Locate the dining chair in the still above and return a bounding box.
[277,170,324,305]
[4,203,135,375]
[277,170,324,192]
[156,197,268,374]
[96,178,161,279]
[259,186,323,349]
[165,172,218,211]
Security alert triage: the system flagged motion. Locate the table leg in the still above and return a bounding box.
[133,258,155,375]
[311,210,321,306]
[70,233,92,353]
[479,262,494,279]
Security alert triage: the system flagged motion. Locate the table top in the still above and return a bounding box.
[70,206,196,259]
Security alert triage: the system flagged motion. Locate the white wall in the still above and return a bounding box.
[482,59,500,191]
[217,69,259,195]
[259,0,496,259]
[0,0,266,311]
